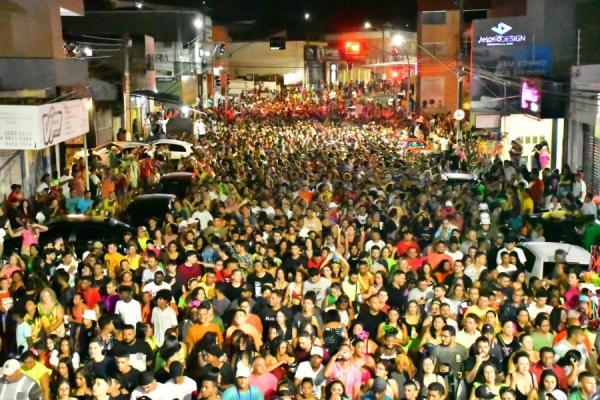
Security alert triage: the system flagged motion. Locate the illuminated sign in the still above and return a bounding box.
[344,41,361,56]
[476,21,527,47]
[521,79,541,117]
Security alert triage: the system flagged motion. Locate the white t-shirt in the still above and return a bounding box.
[114,299,142,326]
[130,382,170,400]
[527,303,553,320]
[164,377,197,400]
[191,210,214,230]
[294,361,326,398]
[151,306,178,347]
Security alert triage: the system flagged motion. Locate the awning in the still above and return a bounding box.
[131,89,181,104]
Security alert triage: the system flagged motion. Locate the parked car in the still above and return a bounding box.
[73,141,146,165]
[121,193,176,227]
[147,139,194,160]
[3,216,132,256]
[519,241,591,279]
[155,172,196,199]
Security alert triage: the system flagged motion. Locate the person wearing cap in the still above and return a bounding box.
[222,364,264,400]
[362,377,392,400]
[164,361,197,400]
[475,384,498,400]
[295,346,327,399]
[0,358,41,399]
[130,370,170,400]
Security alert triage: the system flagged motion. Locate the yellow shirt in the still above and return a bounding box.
[521,197,534,215]
[199,282,215,299]
[127,254,142,271]
[21,361,51,386]
[105,252,125,278]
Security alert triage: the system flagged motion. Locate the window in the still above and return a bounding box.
[168,144,186,152]
[422,11,446,25]
[422,43,446,57]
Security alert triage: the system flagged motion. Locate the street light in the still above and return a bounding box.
[392,34,405,47]
[193,18,203,29]
[364,21,372,30]
[304,12,311,21]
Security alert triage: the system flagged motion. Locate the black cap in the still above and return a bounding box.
[476,385,496,399]
[481,324,495,335]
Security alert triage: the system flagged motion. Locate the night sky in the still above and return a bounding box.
[86,0,417,39]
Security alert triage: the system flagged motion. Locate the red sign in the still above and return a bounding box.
[344,41,361,56]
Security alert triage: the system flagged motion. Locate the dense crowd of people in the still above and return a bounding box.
[0,88,599,400]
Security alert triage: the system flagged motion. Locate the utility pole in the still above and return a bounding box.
[122,33,131,139]
[457,0,464,111]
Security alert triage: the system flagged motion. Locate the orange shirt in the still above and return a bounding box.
[186,322,223,351]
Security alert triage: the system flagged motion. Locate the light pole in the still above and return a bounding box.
[364,21,395,81]
[392,34,411,110]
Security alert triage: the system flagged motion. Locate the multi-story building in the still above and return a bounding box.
[0,0,89,195]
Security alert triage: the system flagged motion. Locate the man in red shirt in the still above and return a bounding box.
[530,171,545,208]
[79,276,102,309]
[396,230,421,257]
[530,347,570,391]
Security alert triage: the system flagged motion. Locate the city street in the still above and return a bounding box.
[0,1,600,400]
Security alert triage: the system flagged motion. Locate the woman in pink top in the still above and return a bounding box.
[539,146,551,169]
[7,219,48,256]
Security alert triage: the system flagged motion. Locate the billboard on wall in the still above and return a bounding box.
[0,99,90,150]
[471,16,553,113]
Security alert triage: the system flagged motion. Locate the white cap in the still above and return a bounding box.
[328,202,338,209]
[548,390,567,400]
[236,363,251,378]
[0,359,21,377]
[445,200,453,207]
[35,212,46,223]
[81,251,91,262]
[480,218,491,225]
[479,203,489,211]
[310,346,324,357]
[178,220,189,230]
[82,309,97,321]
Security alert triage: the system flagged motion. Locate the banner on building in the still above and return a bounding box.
[0,98,90,150]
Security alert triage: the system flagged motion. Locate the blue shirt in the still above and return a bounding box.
[76,198,94,213]
[222,386,264,400]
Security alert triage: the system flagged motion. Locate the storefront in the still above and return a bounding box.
[0,98,91,195]
[568,64,600,195]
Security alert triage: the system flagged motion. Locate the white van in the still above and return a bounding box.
[518,242,591,279]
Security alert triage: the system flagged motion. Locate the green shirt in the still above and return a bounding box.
[531,331,555,351]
